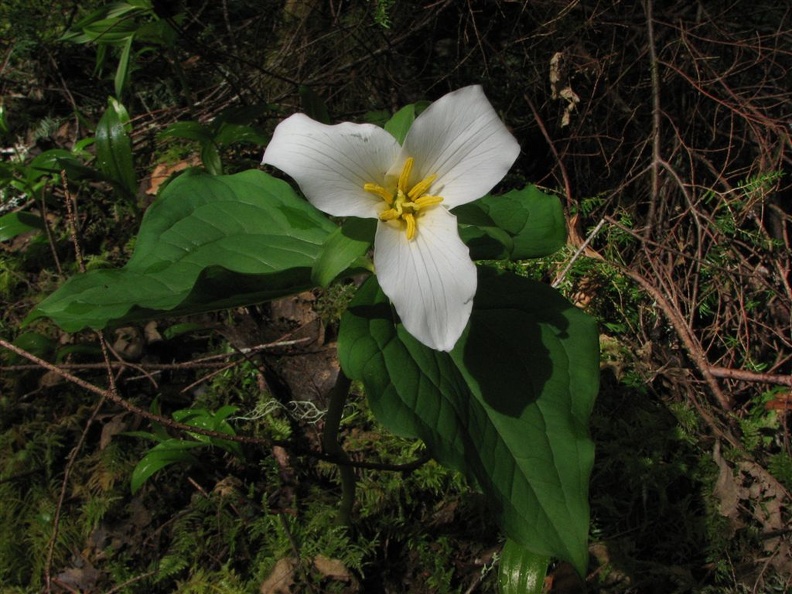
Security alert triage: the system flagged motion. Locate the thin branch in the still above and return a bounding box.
[44,396,106,592]
[708,366,792,388]
[524,93,573,209]
[614,266,736,413]
[552,217,606,288]
[0,338,429,472]
[642,0,662,240]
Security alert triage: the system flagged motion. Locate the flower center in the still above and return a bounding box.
[363,157,443,240]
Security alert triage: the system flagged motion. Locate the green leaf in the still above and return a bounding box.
[498,539,548,594]
[162,322,205,339]
[8,332,56,362]
[28,170,336,332]
[81,20,138,44]
[114,34,134,97]
[160,121,212,143]
[26,150,89,185]
[311,217,375,287]
[135,18,176,46]
[172,406,242,457]
[338,267,598,574]
[200,142,222,175]
[453,185,566,260]
[130,440,203,493]
[213,122,268,147]
[383,101,429,144]
[383,104,415,144]
[0,103,8,135]
[95,98,136,198]
[0,212,44,242]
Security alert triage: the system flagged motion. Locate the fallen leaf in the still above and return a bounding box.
[712,441,742,526]
[313,555,351,581]
[144,156,201,196]
[261,557,296,594]
[54,558,100,591]
[100,413,128,450]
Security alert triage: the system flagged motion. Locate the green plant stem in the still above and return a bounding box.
[322,371,355,525]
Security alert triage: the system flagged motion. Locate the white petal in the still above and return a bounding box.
[373,207,477,351]
[396,85,520,208]
[262,114,400,218]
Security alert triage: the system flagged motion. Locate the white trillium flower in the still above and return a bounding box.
[262,85,520,351]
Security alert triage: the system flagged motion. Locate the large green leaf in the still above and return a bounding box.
[453,185,566,260]
[338,267,598,574]
[28,170,336,332]
[311,217,374,287]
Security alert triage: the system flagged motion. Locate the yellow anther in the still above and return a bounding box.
[364,182,393,204]
[408,174,437,200]
[398,157,414,193]
[414,195,443,209]
[363,155,444,240]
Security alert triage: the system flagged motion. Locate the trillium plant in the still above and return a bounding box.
[30,86,599,589]
[263,86,519,352]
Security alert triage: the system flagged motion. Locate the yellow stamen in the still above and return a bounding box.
[398,157,414,193]
[379,207,400,221]
[407,174,437,200]
[414,195,443,208]
[362,156,444,240]
[363,182,393,204]
[404,213,416,240]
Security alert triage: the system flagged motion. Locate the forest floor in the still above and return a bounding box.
[1,1,791,592]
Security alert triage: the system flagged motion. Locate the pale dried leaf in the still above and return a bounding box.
[100,414,128,450]
[144,156,200,196]
[712,441,743,523]
[261,557,297,594]
[313,555,351,581]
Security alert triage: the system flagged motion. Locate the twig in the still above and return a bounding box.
[61,171,84,274]
[708,366,792,388]
[614,267,736,413]
[103,570,158,594]
[0,336,278,445]
[277,514,320,594]
[45,177,104,593]
[1,337,314,373]
[552,217,606,288]
[0,337,429,472]
[643,0,662,240]
[39,182,62,277]
[44,396,106,592]
[524,93,573,209]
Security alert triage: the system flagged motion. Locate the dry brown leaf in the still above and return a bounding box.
[143,320,163,344]
[54,558,100,591]
[144,156,201,196]
[38,370,64,389]
[99,413,128,450]
[313,555,351,581]
[260,557,297,594]
[712,441,743,526]
[112,326,144,361]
